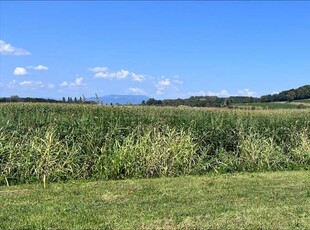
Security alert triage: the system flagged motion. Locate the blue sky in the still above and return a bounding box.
[0,1,309,99]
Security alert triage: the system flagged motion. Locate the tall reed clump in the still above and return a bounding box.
[95,125,198,179]
[0,124,81,186]
[235,131,286,172]
[194,125,310,174]
[288,128,310,168]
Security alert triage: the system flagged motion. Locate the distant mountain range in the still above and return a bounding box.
[87,95,150,105]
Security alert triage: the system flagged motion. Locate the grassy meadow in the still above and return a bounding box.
[234,101,310,109]
[0,103,309,185]
[0,171,309,229]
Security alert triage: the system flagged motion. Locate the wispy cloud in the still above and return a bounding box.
[155,77,183,95]
[59,77,86,87]
[131,73,145,82]
[19,81,33,86]
[28,65,48,71]
[128,87,145,94]
[75,77,84,86]
[60,81,69,87]
[188,89,230,97]
[90,66,145,82]
[208,89,230,97]
[47,83,55,89]
[173,79,183,84]
[8,80,17,88]
[188,88,257,97]
[0,40,31,56]
[89,67,108,73]
[237,89,256,97]
[19,81,44,88]
[8,80,44,88]
[172,75,183,84]
[13,67,28,76]
[157,78,171,88]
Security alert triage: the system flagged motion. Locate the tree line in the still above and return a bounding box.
[0,96,96,104]
[144,85,310,107]
[260,85,310,102]
[143,96,259,107]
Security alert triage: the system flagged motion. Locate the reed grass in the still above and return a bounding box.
[0,103,309,185]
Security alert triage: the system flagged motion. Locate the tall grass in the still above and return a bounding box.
[0,103,309,185]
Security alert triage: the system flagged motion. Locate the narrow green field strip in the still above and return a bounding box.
[1,171,309,229]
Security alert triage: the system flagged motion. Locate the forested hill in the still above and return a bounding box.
[260,85,310,102]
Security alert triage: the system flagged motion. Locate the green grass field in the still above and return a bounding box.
[235,98,310,109]
[235,102,310,109]
[295,99,310,104]
[1,171,309,229]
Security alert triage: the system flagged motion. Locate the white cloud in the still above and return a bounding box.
[60,81,69,87]
[13,65,48,77]
[29,65,48,70]
[131,73,145,82]
[116,70,130,79]
[90,66,145,81]
[219,90,230,97]
[154,76,183,96]
[208,89,230,97]
[19,81,44,88]
[188,89,257,97]
[128,87,145,94]
[157,78,171,88]
[19,81,32,86]
[170,75,183,85]
[0,40,31,56]
[13,67,28,76]
[189,89,230,97]
[89,67,108,73]
[94,72,109,78]
[59,77,86,87]
[188,90,208,97]
[75,77,84,86]
[47,84,55,89]
[8,80,43,89]
[237,89,256,97]
[173,79,183,84]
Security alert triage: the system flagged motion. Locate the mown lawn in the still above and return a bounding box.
[0,170,309,229]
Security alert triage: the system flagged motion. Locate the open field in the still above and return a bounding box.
[234,102,310,109]
[294,99,310,104]
[0,171,309,229]
[0,103,309,185]
[234,98,310,109]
